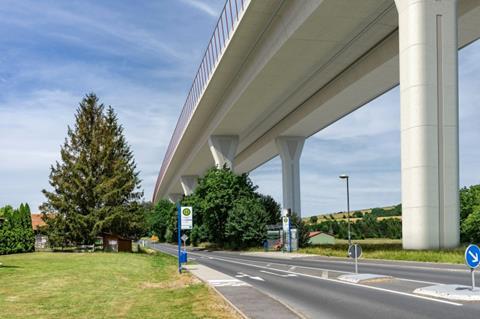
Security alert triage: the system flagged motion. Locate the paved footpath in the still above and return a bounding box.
[184,264,303,319]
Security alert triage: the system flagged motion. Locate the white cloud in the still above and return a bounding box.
[181,0,220,17]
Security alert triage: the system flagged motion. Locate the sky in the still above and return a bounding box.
[0,1,478,217]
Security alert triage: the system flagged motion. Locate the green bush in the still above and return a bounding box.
[460,185,480,243]
[0,203,35,255]
[225,197,269,249]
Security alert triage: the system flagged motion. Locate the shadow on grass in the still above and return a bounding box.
[0,265,21,269]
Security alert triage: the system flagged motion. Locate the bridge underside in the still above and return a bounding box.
[155,0,480,249]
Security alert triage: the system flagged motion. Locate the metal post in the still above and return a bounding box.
[346,177,351,247]
[288,217,292,253]
[354,245,358,274]
[472,268,475,291]
[177,203,181,274]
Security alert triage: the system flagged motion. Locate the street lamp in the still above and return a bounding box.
[339,174,351,247]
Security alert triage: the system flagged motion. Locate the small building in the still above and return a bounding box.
[31,214,46,232]
[308,231,335,245]
[102,234,132,252]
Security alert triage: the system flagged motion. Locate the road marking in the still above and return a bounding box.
[191,252,463,306]
[154,245,444,286]
[305,257,469,273]
[236,272,264,281]
[261,270,297,278]
[152,244,462,306]
[209,279,250,287]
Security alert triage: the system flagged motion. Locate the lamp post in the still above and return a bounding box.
[339,174,351,247]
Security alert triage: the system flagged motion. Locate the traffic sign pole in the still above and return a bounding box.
[348,244,362,274]
[354,245,358,274]
[177,203,181,274]
[464,244,480,291]
[472,268,475,291]
[288,218,292,253]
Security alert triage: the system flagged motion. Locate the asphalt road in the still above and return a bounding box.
[151,243,480,319]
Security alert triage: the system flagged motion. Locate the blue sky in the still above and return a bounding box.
[0,1,478,216]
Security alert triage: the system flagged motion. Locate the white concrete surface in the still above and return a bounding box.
[276,136,305,217]
[184,264,250,287]
[181,175,198,196]
[208,135,239,169]
[168,193,182,204]
[414,284,480,301]
[338,273,393,284]
[395,0,460,249]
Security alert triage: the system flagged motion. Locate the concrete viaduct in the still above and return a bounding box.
[153,0,480,249]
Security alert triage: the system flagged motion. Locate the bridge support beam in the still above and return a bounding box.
[208,135,239,169]
[276,136,305,218]
[396,0,460,249]
[168,193,183,204]
[181,175,199,196]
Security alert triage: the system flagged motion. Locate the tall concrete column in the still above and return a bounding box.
[168,193,183,204]
[276,136,305,217]
[395,0,460,249]
[181,175,199,196]
[208,135,239,169]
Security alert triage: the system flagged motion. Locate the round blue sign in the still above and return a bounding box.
[465,244,480,269]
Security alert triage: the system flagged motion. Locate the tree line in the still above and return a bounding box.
[308,214,402,240]
[0,204,35,255]
[307,185,480,243]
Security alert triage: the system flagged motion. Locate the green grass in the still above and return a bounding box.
[0,252,239,319]
[299,240,466,264]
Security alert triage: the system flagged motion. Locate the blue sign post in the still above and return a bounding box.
[465,244,480,290]
[177,203,182,274]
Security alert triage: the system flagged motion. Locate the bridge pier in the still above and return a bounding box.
[181,175,199,196]
[276,136,305,218]
[168,193,183,204]
[395,0,460,249]
[208,135,239,169]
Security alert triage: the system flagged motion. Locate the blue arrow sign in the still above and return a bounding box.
[465,244,480,269]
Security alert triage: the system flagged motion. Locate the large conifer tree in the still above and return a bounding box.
[41,94,143,245]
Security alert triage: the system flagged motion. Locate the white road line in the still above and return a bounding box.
[155,245,454,287]
[261,270,297,278]
[209,279,250,287]
[305,258,468,273]
[188,251,463,307]
[154,246,462,306]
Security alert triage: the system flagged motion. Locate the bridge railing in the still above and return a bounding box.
[155,0,251,198]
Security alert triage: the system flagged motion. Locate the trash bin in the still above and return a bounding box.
[179,250,188,263]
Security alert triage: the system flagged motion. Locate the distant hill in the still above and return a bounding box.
[304,204,402,224]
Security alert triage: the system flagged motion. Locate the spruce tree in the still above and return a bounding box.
[41,94,143,245]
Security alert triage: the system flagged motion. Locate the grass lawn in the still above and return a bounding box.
[299,239,466,264]
[0,252,240,319]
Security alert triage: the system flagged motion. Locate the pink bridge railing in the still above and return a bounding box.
[154,0,250,198]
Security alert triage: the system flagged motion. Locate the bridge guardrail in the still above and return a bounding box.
[155,0,251,198]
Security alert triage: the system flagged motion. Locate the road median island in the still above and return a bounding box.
[414,284,480,301]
